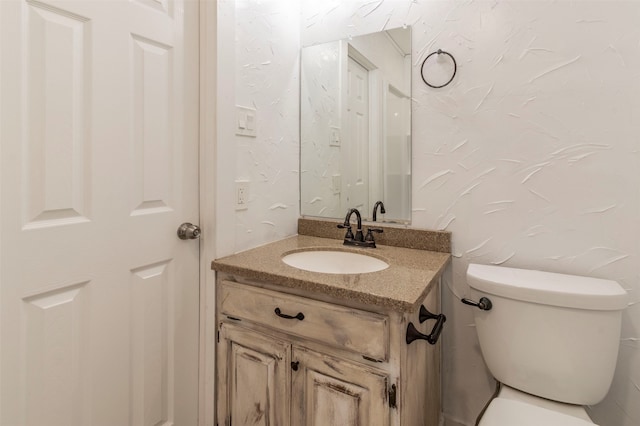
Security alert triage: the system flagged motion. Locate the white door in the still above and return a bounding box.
[0,0,200,425]
[346,56,369,214]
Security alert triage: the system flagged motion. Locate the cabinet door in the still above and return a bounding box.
[217,323,290,426]
[291,347,389,426]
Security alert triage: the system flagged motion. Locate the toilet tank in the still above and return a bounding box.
[466,264,627,405]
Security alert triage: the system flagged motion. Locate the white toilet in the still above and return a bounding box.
[465,263,628,426]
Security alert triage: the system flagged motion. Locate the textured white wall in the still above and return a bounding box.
[300,41,344,218]
[301,1,640,426]
[216,0,300,257]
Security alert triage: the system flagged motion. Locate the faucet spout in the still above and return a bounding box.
[344,208,362,228]
[343,209,364,242]
[372,201,386,222]
[343,208,363,242]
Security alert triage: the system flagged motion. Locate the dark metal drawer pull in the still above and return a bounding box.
[274,307,304,321]
[406,305,446,345]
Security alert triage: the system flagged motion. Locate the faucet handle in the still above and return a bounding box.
[337,223,354,240]
[364,227,383,242]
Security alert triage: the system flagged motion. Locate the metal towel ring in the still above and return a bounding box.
[420,49,457,88]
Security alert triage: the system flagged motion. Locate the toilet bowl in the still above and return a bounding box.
[481,396,593,426]
[480,385,594,426]
[465,264,628,426]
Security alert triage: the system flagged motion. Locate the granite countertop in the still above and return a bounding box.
[211,235,451,313]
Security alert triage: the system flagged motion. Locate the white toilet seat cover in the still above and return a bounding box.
[480,398,596,426]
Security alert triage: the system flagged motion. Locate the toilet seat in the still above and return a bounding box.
[479,398,596,426]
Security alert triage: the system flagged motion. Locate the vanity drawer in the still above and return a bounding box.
[219,281,389,361]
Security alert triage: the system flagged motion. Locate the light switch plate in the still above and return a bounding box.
[329,126,341,147]
[332,174,341,194]
[235,106,257,137]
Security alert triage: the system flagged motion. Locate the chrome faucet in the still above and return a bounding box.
[372,201,386,222]
[337,208,383,248]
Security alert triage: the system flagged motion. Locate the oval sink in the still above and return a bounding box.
[282,250,389,274]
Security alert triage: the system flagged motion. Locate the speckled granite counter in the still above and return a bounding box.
[212,235,451,313]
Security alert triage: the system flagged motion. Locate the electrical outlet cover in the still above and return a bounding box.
[235,181,249,210]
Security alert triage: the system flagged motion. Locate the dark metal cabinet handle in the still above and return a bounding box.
[406,305,446,345]
[461,297,493,311]
[274,308,304,321]
[418,305,440,323]
[291,361,299,371]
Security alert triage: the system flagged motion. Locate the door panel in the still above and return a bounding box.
[23,281,91,426]
[217,323,291,426]
[130,260,173,426]
[0,0,200,425]
[24,0,92,229]
[291,347,389,426]
[346,57,369,213]
[130,33,174,215]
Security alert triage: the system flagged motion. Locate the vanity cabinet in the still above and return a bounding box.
[215,276,442,426]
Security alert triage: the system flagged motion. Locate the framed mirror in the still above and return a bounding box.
[300,27,411,224]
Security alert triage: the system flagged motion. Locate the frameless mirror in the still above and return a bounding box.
[300,27,412,223]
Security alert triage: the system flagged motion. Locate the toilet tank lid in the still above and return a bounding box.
[467,264,628,311]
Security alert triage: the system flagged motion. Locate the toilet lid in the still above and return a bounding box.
[480,398,596,426]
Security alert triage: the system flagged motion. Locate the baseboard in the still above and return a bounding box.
[443,414,472,426]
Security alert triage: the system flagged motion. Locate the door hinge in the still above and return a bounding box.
[388,383,397,409]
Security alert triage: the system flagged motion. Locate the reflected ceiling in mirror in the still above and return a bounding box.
[300,27,411,224]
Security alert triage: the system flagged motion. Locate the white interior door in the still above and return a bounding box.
[0,0,200,425]
[346,56,369,213]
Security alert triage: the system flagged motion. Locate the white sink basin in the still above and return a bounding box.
[282,250,389,274]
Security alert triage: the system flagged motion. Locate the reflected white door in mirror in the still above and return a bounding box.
[301,27,412,223]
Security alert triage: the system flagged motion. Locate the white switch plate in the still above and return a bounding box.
[329,126,341,147]
[235,180,249,210]
[332,174,341,194]
[235,106,257,137]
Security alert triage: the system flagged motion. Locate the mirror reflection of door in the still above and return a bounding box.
[300,27,412,223]
[345,56,369,213]
[385,85,411,220]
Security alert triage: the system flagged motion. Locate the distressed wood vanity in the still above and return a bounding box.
[212,219,451,426]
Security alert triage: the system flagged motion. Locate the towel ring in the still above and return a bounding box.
[420,49,457,88]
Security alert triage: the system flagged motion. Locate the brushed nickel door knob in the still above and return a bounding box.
[177,222,201,240]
